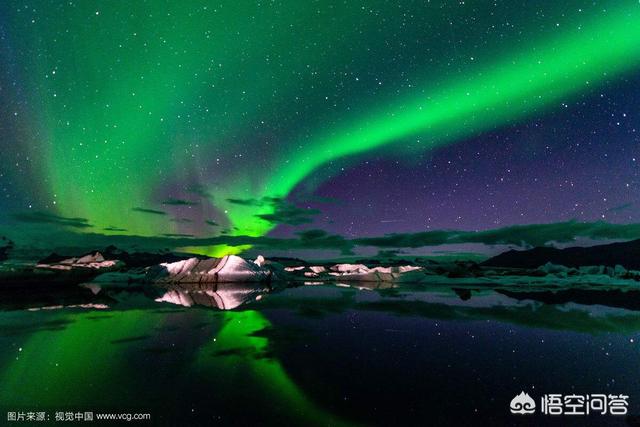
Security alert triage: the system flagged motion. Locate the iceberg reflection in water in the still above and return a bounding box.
[1,281,640,425]
[154,282,272,310]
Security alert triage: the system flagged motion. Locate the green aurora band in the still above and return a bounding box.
[4,1,640,255]
[226,5,640,237]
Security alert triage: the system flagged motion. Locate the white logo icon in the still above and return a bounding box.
[510,391,536,414]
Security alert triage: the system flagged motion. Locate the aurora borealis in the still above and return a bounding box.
[5,3,640,424]
[2,0,640,256]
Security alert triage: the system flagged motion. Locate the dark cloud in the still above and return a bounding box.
[4,228,353,255]
[187,184,213,199]
[256,205,320,226]
[170,218,193,224]
[295,195,343,205]
[454,221,640,247]
[578,222,640,241]
[131,207,167,216]
[205,220,219,226]
[291,229,353,254]
[356,221,640,249]
[6,220,640,257]
[226,196,282,207]
[255,199,321,225]
[226,198,260,206]
[297,229,329,240]
[11,212,93,229]
[226,197,320,226]
[103,226,127,232]
[376,249,404,258]
[162,198,199,206]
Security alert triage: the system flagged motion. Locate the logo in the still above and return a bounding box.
[510,391,536,414]
[510,392,629,416]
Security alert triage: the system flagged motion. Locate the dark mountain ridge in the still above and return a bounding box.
[483,239,640,269]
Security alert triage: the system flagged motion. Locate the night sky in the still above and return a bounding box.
[1,0,640,257]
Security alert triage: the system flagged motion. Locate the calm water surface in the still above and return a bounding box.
[1,282,639,426]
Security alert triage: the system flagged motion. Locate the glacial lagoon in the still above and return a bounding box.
[1,282,639,426]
